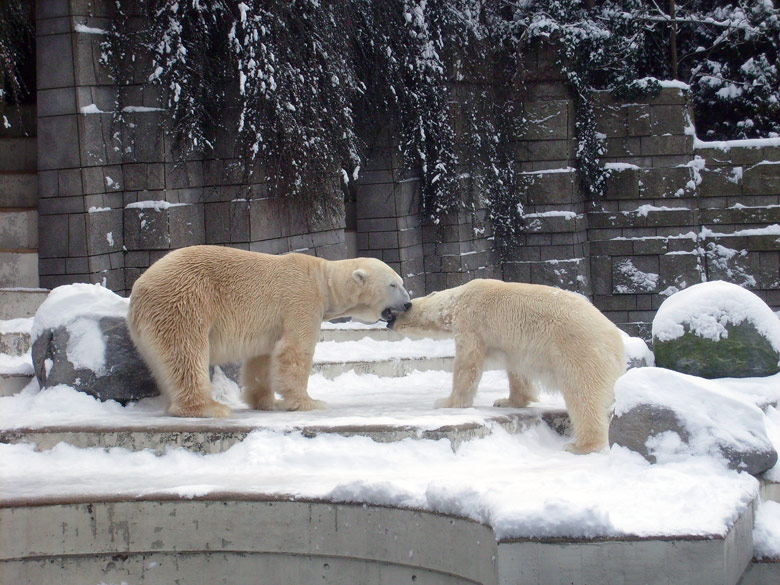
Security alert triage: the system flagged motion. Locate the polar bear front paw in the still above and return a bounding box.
[168,400,232,418]
[434,397,473,409]
[278,397,329,411]
[563,441,607,455]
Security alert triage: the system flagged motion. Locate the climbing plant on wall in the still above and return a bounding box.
[101,0,780,248]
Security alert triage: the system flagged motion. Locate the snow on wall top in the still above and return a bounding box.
[652,281,780,354]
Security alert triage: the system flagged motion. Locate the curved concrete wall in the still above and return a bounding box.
[1,497,498,585]
[0,493,757,585]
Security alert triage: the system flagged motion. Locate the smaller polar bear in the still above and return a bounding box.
[388,279,625,454]
[128,245,411,418]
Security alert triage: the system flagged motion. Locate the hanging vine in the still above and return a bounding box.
[100,0,780,247]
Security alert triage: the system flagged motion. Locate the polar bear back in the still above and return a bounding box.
[128,246,325,364]
[454,279,625,386]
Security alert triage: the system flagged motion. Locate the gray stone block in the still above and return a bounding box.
[650,105,687,135]
[68,214,88,257]
[38,115,81,170]
[356,183,396,219]
[524,100,572,141]
[640,135,692,158]
[611,382,777,476]
[38,214,69,257]
[36,33,74,89]
[86,209,123,255]
[625,104,651,136]
[33,316,159,404]
[743,162,780,196]
[37,87,77,117]
[123,207,170,250]
[250,197,289,241]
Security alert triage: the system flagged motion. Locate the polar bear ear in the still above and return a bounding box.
[352,268,368,284]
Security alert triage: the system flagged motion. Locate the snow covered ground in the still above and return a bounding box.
[1,362,779,545]
[0,283,779,549]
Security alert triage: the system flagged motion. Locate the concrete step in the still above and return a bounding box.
[0,329,31,355]
[0,372,32,396]
[0,288,48,319]
[0,136,36,171]
[0,408,569,455]
[0,494,757,585]
[319,323,404,342]
[0,208,37,249]
[739,559,780,585]
[0,170,37,208]
[0,252,40,288]
[0,322,401,358]
[314,354,455,379]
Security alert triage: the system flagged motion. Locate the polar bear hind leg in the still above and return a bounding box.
[139,330,231,418]
[494,371,540,408]
[270,336,326,411]
[241,355,276,410]
[560,371,613,454]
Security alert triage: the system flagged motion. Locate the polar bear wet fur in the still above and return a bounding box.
[127,245,411,418]
[389,279,625,454]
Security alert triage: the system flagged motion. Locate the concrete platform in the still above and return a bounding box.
[0,372,32,397]
[0,495,757,585]
[0,408,571,454]
[314,355,456,378]
[0,329,31,355]
[0,252,39,289]
[0,288,48,319]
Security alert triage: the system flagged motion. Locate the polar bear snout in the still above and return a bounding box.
[381,301,412,323]
[383,301,412,326]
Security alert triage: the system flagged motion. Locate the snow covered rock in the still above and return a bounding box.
[31,284,159,404]
[610,367,778,475]
[652,281,780,378]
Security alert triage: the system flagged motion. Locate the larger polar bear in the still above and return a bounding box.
[388,279,625,454]
[128,245,411,418]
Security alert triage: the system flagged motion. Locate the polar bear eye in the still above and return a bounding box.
[390,283,398,289]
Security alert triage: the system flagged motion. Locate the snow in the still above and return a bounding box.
[753,501,780,560]
[1,284,778,543]
[615,367,778,462]
[652,281,780,356]
[80,104,106,114]
[126,200,188,210]
[694,136,780,151]
[0,352,33,375]
[0,317,32,334]
[629,204,689,217]
[0,386,761,540]
[74,23,107,35]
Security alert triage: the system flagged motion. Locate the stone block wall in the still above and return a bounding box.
[590,88,780,336]
[36,0,345,295]
[33,4,779,333]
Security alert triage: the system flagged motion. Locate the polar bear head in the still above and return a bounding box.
[329,257,411,323]
[386,288,455,338]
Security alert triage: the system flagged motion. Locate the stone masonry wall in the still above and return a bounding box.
[36,0,346,295]
[591,87,780,337]
[34,3,780,334]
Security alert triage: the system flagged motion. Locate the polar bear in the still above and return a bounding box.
[127,245,411,418]
[387,279,625,454]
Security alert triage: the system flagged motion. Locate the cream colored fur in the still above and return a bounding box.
[390,279,626,454]
[127,245,410,418]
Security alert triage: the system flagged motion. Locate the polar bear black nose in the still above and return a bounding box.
[404,302,412,311]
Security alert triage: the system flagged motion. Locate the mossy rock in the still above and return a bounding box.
[654,320,780,379]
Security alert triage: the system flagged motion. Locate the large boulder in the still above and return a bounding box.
[610,367,778,475]
[652,281,780,378]
[31,284,159,404]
